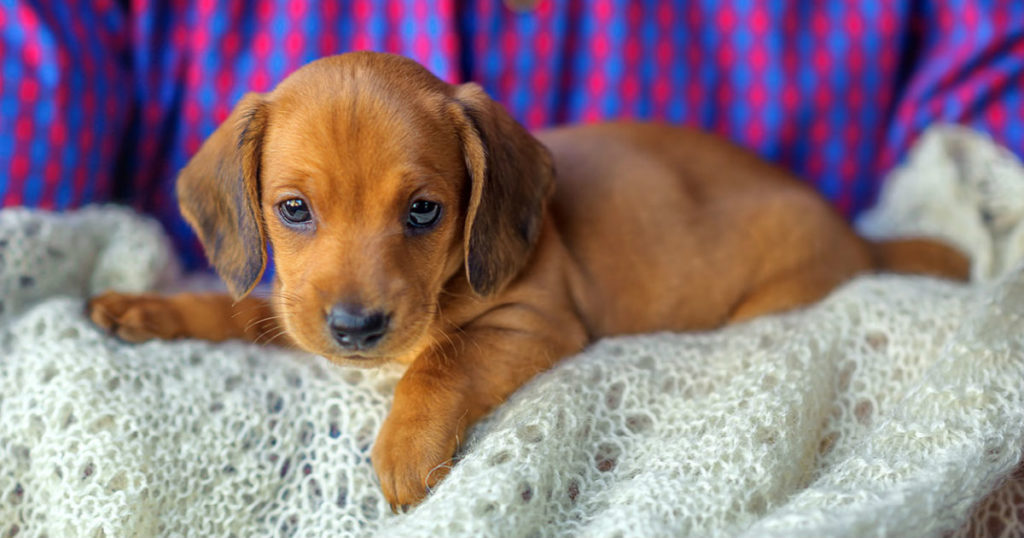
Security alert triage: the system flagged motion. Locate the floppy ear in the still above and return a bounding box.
[176,93,269,298]
[449,83,555,296]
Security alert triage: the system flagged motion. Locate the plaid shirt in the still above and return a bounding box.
[2,0,1022,268]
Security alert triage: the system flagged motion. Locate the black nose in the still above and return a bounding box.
[328,304,389,350]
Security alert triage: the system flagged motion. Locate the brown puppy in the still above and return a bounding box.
[87,52,968,508]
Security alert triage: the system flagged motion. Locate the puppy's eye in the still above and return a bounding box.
[407,200,442,229]
[278,198,312,225]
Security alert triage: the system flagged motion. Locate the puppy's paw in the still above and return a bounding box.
[371,412,458,510]
[86,291,184,342]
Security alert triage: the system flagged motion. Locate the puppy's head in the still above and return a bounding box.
[177,52,553,365]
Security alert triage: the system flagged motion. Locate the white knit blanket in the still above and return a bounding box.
[1,126,1023,537]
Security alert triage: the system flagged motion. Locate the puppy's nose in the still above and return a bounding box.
[328,304,389,350]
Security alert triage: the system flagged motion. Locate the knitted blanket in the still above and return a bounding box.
[1,126,1022,537]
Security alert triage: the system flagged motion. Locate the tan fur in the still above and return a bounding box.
[87,52,969,509]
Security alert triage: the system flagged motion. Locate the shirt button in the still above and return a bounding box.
[504,0,540,12]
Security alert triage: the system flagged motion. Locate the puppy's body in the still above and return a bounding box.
[88,52,968,508]
[541,123,868,333]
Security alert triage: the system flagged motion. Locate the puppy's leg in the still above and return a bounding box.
[372,312,587,509]
[728,260,866,323]
[87,292,288,345]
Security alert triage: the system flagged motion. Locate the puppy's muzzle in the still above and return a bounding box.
[328,303,390,351]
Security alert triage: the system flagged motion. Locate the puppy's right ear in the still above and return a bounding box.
[176,93,269,298]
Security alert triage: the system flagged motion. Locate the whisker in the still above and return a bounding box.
[255,326,291,346]
[243,313,288,335]
[230,303,269,319]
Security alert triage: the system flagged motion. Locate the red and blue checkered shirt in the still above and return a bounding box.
[2,0,1023,269]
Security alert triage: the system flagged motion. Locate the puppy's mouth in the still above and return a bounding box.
[316,313,437,367]
[321,350,393,367]
[272,288,439,367]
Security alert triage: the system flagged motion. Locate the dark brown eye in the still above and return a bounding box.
[407,200,441,229]
[278,198,312,225]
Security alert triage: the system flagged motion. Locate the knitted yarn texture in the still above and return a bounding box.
[0,126,1022,537]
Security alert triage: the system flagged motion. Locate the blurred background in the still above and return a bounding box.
[0,0,1022,269]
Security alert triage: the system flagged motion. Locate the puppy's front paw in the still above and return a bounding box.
[86,291,184,342]
[371,411,458,510]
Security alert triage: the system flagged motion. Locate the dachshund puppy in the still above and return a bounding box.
[88,52,968,508]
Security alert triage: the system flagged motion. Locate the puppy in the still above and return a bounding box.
[88,52,969,508]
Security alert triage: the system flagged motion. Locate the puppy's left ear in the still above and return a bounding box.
[449,83,555,296]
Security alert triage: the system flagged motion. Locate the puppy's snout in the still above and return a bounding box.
[328,304,390,350]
